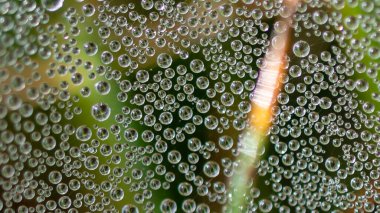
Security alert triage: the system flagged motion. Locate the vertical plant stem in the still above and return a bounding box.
[228,0,298,211]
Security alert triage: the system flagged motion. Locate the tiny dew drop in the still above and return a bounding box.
[122,205,139,213]
[190,59,204,73]
[160,199,177,213]
[91,103,111,122]
[325,157,340,172]
[293,40,310,58]
[157,53,172,69]
[42,0,64,11]
[76,125,92,141]
[95,81,111,95]
[83,42,98,56]
[203,161,220,178]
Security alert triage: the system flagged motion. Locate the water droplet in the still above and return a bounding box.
[325,157,340,172]
[76,125,92,141]
[157,53,172,69]
[42,0,64,11]
[293,40,310,58]
[91,103,111,122]
[203,161,220,178]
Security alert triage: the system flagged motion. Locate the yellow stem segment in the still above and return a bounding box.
[228,0,298,211]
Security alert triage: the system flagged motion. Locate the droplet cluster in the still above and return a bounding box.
[0,0,379,212]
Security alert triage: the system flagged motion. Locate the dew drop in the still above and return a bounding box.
[91,103,111,122]
[325,157,340,172]
[293,40,310,58]
[76,125,92,141]
[42,0,64,12]
[157,53,172,69]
